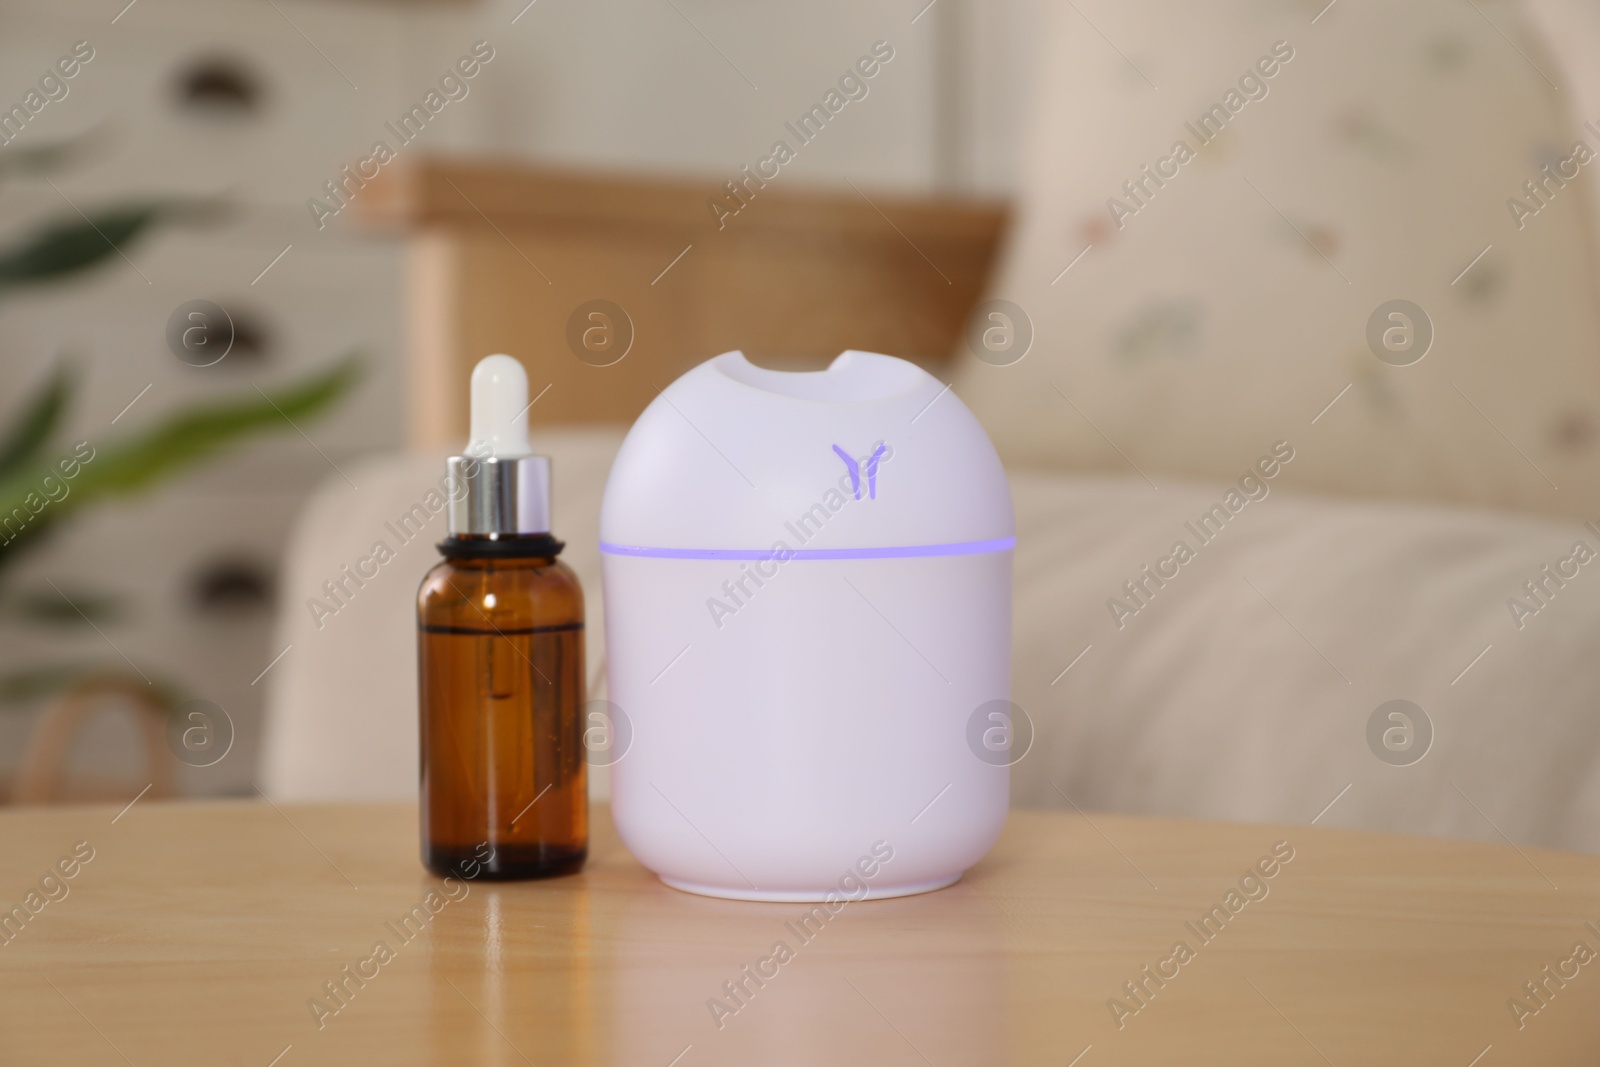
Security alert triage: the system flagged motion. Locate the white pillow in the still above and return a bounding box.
[954,0,1600,519]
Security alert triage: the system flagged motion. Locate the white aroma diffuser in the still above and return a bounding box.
[600,350,1014,901]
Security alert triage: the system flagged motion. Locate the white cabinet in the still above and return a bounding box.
[0,0,408,797]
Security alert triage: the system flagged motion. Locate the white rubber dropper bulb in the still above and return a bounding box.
[468,354,533,458]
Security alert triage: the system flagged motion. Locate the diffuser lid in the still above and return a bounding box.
[600,350,1013,554]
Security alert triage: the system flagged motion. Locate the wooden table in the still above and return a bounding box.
[3,800,1599,1065]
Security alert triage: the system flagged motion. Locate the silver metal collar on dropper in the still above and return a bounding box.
[445,354,553,541]
[446,453,551,536]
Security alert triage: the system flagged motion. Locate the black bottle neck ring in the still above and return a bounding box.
[436,533,565,559]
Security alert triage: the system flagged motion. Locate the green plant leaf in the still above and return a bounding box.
[0,127,104,185]
[66,355,361,499]
[0,199,224,291]
[0,355,362,566]
[0,363,73,480]
[1,586,121,626]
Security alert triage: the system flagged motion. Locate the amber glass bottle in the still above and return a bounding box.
[418,539,587,879]
[419,355,587,879]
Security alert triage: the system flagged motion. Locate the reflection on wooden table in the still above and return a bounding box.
[3,800,1600,1065]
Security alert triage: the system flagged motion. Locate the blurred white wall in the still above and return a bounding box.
[387,0,1042,194]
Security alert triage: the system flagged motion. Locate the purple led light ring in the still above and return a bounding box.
[598,537,1016,561]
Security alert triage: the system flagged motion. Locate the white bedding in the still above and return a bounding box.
[262,429,1600,852]
[1008,469,1600,852]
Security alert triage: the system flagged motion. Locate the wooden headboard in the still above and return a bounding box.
[358,159,1009,446]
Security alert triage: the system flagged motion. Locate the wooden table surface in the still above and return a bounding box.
[3,799,1599,1066]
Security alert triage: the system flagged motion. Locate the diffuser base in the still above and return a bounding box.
[658,872,962,902]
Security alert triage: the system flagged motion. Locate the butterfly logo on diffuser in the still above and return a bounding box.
[833,442,888,501]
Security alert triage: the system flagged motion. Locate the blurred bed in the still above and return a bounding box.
[266,0,1600,853]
